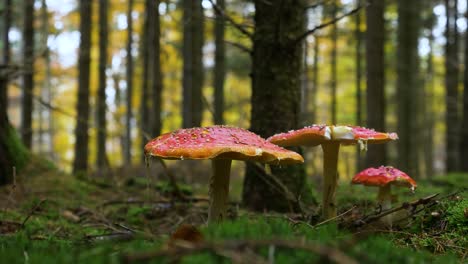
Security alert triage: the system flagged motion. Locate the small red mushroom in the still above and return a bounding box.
[145,125,304,223]
[268,125,398,219]
[352,166,417,225]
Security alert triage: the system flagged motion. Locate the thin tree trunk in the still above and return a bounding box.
[355,0,363,172]
[182,0,204,128]
[96,0,109,169]
[445,0,460,172]
[243,0,310,212]
[73,0,93,174]
[151,0,163,137]
[460,2,468,172]
[330,0,337,125]
[21,0,35,149]
[112,74,126,165]
[0,0,28,185]
[422,2,435,178]
[140,0,151,162]
[214,0,225,125]
[311,37,319,124]
[301,12,309,125]
[125,0,133,165]
[396,0,421,177]
[0,0,11,116]
[365,0,386,167]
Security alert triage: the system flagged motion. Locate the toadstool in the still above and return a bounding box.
[351,166,417,225]
[144,125,304,223]
[267,125,398,219]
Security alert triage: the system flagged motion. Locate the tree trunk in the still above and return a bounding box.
[112,74,125,164]
[311,37,319,124]
[242,0,309,212]
[0,0,28,185]
[21,0,35,149]
[73,0,92,174]
[445,0,460,172]
[214,0,225,125]
[96,0,109,169]
[182,0,204,128]
[39,0,54,160]
[0,0,11,121]
[125,0,133,165]
[422,1,435,178]
[300,12,309,125]
[365,0,386,167]
[396,0,421,177]
[330,0,337,125]
[150,0,163,137]
[355,0,363,172]
[140,0,151,162]
[460,2,468,172]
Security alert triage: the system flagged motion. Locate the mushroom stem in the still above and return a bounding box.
[208,159,232,223]
[321,142,340,219]
[377,184,393,226]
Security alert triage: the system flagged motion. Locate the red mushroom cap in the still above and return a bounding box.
[267,125,398,147]
[266,125,331,147]
[351,166,417,189]
[144,125,304,165]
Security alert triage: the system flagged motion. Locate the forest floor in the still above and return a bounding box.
[0,156,466,263]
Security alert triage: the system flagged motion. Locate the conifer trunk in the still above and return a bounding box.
[214,0,225,125]
[125,0,133,164]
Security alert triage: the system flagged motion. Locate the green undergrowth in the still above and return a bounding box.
[0,217,461,264]
[0,164,466,263]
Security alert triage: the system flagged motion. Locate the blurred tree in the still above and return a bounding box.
[460,2,468,172]
[140,0,151,161]
[311,36,319,124]
[445,0,460,172]
[422,0,436,177]
[330,0,337,124]
[0,0,11,116]
[355,0,363,171]
[243,0,309,212]
[21,0,35,148]
[150,0,163,137]
[96,0,110,169]
[365,0,386,167]
[73,0,93,174]
[0,0,28,184]
[125,0,133,165]
[214,0,226,125]
[396,0,421,177]
[182,0,204,128]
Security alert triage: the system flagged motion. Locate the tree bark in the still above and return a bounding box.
[242,0,309,212]
[214,0,226,125]
[365,0,386,167]
[150,0,163,137]
[96,0,109,169]
[396,0,421,177]
[73,0,92,174]
[445,0,460,172]
[460,2,468,172]
[21,0,35,149]
[125,0,134,165]
[182,0,204,128]
[311,37,319,124]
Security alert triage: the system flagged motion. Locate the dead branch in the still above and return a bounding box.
[207,0,253,39]
[294,2,368,45]
[353,193,439,227]
[122,238,358,264]
[21,199,47,227]
[225,40,252,54]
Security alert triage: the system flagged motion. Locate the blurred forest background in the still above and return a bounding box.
[0,0,467,184]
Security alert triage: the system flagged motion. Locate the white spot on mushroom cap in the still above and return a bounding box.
[255,148,263,156]
[331,126,354,140]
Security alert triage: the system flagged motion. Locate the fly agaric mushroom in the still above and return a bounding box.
[352,166,417,225]
[267,125,398,219]
[144,125,304,223]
